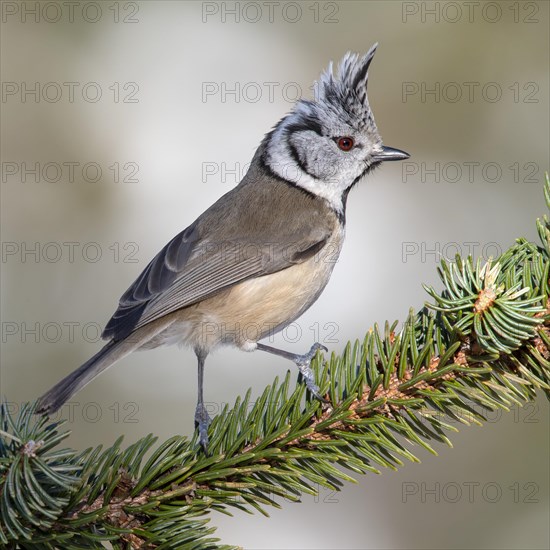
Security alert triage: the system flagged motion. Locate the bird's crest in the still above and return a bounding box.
[291,44,379,134]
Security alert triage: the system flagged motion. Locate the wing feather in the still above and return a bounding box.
[102,178,335,342]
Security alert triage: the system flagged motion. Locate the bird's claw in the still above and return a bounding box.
[294,342,329,403]
[294,342,328,367]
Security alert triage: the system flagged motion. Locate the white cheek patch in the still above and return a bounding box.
[266,126,348,214]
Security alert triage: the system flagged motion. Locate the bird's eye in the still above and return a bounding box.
[336,136,354,151]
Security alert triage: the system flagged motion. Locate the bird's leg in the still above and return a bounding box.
[256,342,328,402]
[194,350,212,452]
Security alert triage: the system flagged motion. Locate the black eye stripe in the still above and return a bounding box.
[285,118,324,137]
[287,141,320,180]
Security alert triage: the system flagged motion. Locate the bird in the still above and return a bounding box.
[36,43,409,450]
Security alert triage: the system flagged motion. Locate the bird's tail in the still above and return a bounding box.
[36,336,144,416]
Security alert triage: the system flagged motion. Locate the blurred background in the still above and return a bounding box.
[1,1,549,548]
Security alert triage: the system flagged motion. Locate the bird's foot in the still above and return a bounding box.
[194,402,212,453]
[293,342,328,402]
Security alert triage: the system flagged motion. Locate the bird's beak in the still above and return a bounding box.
[373,146,410,162]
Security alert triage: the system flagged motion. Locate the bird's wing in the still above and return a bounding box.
[102,211,331,342]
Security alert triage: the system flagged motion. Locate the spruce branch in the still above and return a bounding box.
[2,174,550,549]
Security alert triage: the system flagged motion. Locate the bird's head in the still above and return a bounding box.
[263,44,409,214]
